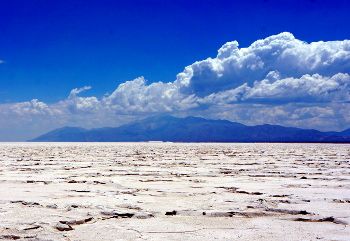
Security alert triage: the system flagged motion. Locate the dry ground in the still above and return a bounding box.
[0,143,349,241]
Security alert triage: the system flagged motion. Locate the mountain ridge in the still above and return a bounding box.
[30,115,350,143]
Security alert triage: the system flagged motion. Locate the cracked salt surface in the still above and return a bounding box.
[0,142,349,240]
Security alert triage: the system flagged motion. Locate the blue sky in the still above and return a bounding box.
[1,0,349,103]
[0,0,350,140]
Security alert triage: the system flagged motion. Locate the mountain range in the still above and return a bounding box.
[30,115,350,143]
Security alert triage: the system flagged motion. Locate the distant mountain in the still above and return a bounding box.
[340,128,350,136]
[30,115,350,143]
[32,127,87,142]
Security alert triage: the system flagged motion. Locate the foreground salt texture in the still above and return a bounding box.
[0,143,349,241]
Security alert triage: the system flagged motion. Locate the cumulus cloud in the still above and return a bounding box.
[0,32,349,140]
[102,77,198,113]
[245,73,350,103]
[10,99,50,116]
[175,32,350,96]
[201,72,350,104]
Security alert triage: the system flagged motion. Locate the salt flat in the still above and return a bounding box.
[0,143,349,241]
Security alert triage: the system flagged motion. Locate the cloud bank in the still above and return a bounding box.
[1,32,349,140]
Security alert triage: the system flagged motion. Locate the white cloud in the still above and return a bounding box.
[175,32,350,96]
[0,32,349,140]
[102,77,198,114]
[10,99,50,115]
[245,73,350,102]
[68,86,92,98]
[201,72,350,104]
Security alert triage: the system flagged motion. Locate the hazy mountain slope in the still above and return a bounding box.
[31,115,350,143]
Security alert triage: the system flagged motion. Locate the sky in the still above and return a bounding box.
[0,0,349,141]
